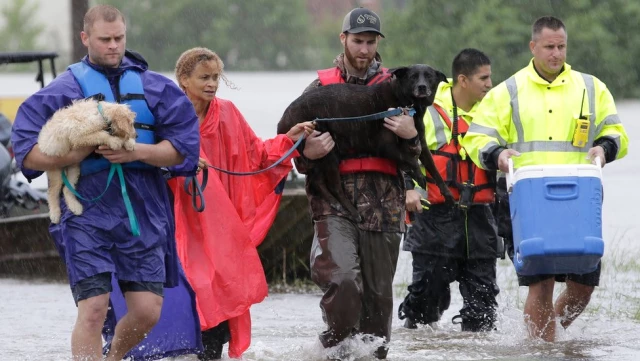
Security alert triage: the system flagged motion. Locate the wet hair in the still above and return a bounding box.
[452,48,491,84]
[83,5,125,34]
[174,47,233,90]
[532,16,566,41]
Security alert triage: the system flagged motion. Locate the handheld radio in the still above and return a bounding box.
[572,89,590,148]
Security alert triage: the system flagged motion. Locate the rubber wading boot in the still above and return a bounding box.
[452,314,496,332]
[198,321,230,360]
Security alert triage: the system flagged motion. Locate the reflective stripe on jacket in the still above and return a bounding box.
[462,60,628,169]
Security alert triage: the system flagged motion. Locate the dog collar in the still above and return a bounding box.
[97,102,114,135]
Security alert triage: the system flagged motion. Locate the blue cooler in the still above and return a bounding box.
[508,164,603,276]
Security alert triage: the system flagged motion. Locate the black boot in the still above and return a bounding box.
[452,314,496,332]
[198,321,230,360]
[373,345,388,359]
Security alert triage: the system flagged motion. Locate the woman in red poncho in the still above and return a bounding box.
[169,47,313,360]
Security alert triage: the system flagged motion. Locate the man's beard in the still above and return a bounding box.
[344,46,372,72]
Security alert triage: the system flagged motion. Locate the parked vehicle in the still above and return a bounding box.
[0,52,60,279]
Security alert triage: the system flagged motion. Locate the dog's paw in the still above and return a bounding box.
[67,201,84,216]
[49,209,61,224]
[124,139,136,151]
[107,138,124,150]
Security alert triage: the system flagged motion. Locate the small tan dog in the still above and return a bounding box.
[38,99,137,223]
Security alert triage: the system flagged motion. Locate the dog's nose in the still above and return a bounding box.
[418,85,428,93]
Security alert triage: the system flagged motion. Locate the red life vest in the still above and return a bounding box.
[317,66,396,176]
[426,104,495,204]
[317,66,391,86]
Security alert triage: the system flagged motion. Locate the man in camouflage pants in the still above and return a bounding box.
[293,7,420,360]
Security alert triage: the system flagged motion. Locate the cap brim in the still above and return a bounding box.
[346,28,385,38]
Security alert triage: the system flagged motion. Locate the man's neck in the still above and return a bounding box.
[532,61,562,83]
[451,85,475,113]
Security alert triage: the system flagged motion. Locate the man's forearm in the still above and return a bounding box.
[136,140,185,167]
[23,145,91,171]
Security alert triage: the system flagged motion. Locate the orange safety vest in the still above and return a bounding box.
[426,104,495,204]
[317,66,397,176]
[317,66,391,86]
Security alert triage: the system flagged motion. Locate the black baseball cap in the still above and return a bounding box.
[341,7,384,38]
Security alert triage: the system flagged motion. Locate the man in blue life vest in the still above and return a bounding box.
[398,49,499,332]
[11,5,201,360]
[293,7,421,360]
[461,16,628,341]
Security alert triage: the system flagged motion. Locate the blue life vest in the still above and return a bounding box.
[68,62,156,175]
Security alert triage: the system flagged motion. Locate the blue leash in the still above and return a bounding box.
[313,107,415,122]
[182,134,305,212]
[62,163,141,236]
[183,166,208,213]
[183,107,415,211]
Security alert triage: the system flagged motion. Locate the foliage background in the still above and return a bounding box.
[2,0,639,97]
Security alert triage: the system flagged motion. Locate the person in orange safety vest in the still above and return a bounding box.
[398,48,501,333]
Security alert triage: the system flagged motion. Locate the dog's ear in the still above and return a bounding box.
[389,66,409,79]
[435,70,448,85]
[108,104,137,138]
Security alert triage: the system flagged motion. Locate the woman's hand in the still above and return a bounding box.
[286,121,316,142]
[196,157,210,174]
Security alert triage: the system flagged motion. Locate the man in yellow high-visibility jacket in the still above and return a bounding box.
[462,16,628,342]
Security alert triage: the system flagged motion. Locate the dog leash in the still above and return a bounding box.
[200,107,414,177]
[183,166,208,212]
[61,163,141,236]
[182,134,305,212]
[181,107,415,212]
[313,107,415,123]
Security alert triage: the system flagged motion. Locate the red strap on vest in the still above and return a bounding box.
[318,66,396,177]
[339,158,397,176]
[317,66,391,86]
[317,68,343,85]
[432,103,469,133]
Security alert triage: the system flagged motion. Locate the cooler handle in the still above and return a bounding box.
[507,157,514,193]
[544,181,579,200]
[594,156,603,179]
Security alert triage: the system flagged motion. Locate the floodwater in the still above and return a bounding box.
[1,72,640,360]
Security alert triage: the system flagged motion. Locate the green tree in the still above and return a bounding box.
[0,0,44,51]
[101,0,312,71]
[383,0,640,98]
[79,0,640,97]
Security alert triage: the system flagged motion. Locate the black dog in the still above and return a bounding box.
[277,65,455,221]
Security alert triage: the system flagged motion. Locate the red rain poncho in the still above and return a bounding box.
[167,97,298,358]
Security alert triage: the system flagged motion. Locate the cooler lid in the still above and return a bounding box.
[511,164,602,182]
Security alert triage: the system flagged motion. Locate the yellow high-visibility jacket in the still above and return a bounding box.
[424,80,478,153]
[462,60,628,169]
